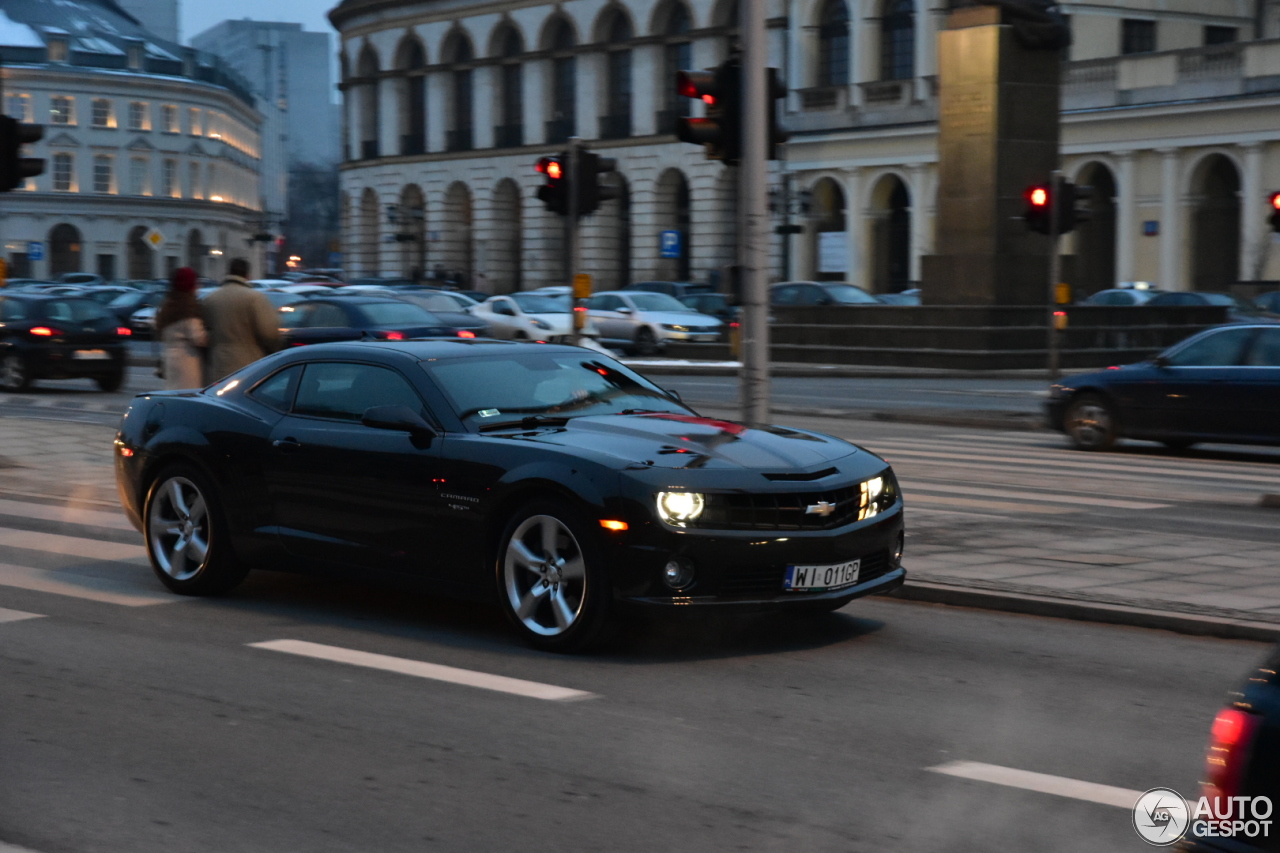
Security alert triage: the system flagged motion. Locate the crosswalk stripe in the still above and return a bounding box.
[928,760,1139,809]
[907,494,1076,514]
[902,482,1170,510]
[0,527,145,562]
[0,606,44,623]
[0,498,135,531]
[249,639,598,702]
[0,562,176,606]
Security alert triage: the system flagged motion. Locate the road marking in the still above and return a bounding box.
[0,498,136,530]
[907,494,1076,514]
[928,761,1140,809]
[249,639,598,702]
[0,527,145,561]
[903,482,1170,510]
[0,606,44,623]
[0,562,177,606]
[0,843,47,853]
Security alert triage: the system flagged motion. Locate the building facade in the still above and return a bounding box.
[331,0,1280,297]
[0,0,264,282]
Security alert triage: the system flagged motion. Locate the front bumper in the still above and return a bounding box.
[27,344,126,379]
[627,565,905,607]
[660,330,720,343]
[1045,398,1067,432]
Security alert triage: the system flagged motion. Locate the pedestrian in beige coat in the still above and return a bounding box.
[202,258,280,382]
[155,267,207,390]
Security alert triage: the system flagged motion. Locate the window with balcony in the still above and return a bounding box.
[494,26,524,148]
[1121,19,1156,55]
[93,155,114,194]
[52,153,74,191]
[880,0,914,81]
[396,37,426,155]
[658,3,692,133]
[50,96,75,126]
[600,13,634,139]
[356,45,380,158]
[442,31,474,152]
[817,0,850,88]
[91,98,114,128]
[1205,26,1238,46]
[545,17,577,143]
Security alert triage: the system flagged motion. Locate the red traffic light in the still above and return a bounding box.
[1270,192,1280,211]
[536,157,563,180]
[1027,186,1050,207]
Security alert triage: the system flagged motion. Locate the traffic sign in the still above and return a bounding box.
[659,230,682,259]
[26,241,42,261]
[572,273,592,299]
[143,228,165,251]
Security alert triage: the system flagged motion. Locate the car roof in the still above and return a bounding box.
[299,296,407,305]
[274,339,581,362]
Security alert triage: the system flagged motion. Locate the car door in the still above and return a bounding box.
[263,360,445,572]
[1237,327,1280,442]
[484,298,519,338]
[1143,326,1255,439]
[585,294,621,342]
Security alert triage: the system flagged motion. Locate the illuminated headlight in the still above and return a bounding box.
[858,472,898,521]
[661,324,689,332]
[530,318,552,330]
[656,491,706,525]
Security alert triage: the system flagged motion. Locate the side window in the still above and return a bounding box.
[293,362,425,422]
[772,286,798,306]
[305,303,348,327]
[491,300,515,316]
[1166,328,1253,367]
[602,295,624,311]
[585,295,607,310]
[45,301,74,322]
[797,286,825,306]
[248,365,302,411]
[278,303,311,329]
[0,299,26,321]
[1246,328,1280,367]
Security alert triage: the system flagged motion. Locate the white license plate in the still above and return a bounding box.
[695,335,718,342]
[784,559,861,592]
[73,349,110,360]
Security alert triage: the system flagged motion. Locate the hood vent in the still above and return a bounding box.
[762,467,838,482]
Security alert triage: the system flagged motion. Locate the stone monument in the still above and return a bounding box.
[920,0,1070,305]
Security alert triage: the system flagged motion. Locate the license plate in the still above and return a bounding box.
[73,349,109,360]
[695,335,718,342]
[784,559,860,592]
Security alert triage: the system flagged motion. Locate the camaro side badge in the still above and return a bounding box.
[806,501,835,517]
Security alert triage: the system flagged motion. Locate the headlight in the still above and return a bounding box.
[858,472,898,521]
[656,491,706,525]
[661,324,688,332]
[530,318,551,330]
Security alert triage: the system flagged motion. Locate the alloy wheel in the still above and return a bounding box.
[148,476,211,581]
[503,514,587,637]
[1067,401,1113,449]
[1,355,26,391]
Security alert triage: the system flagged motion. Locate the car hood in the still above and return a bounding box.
[638,311,722,326]
[516,412,859,470]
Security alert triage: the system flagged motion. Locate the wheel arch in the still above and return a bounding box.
[481,478,603,587]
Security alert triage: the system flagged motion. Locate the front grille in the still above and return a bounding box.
[700,485,861,530]
[719,549,892,599]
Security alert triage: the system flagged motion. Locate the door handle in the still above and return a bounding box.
[272,437,302,452]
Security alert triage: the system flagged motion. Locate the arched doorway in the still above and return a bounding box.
[398,185,425,279]
[441,182,473,286]
[396,37,426,155]
[357,45,380,158]
[127,226,153,280]
[869,174,911,292]
[489,179,522,293]
[186,229,204,272]
[48,223,82,275]
[1073,163,1117,296]
[360,188,380,276]
[1190,154,1241,291]
[655,169,690,280]
[810,177,847,281]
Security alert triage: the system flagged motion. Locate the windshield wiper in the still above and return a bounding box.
[477,416,571,432]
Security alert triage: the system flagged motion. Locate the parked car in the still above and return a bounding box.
[394,291,489,336]
[116,340,906,651]
[471,292,597,343]
[771,281,883,306]
[624,281,714,301]
[249,279,297,290]
[269,283,333,296]
[585,291,722,354]
[260,290,305,310]
[679,292,739,327]
[55,272,105,286]
[1255,291,1280,314]
[1081,287,1160,306]
[0,293,129,391]
[1146,290,1272,323]
[106,289,165,324]
[346,277,417,289]
[278,297,486,346]
[877,288,923,306]
[79,286,136,306]
[1048,324,1280,450]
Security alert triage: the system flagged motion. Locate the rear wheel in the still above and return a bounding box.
[1064,393,1117,451]
[633,327,659,356]
[497,499,613,653]
[95,367,124,393]
[0,354,30,392]
[144,464,248,595]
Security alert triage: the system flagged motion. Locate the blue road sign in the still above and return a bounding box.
[26,241,43,261]
[659,230,682,259]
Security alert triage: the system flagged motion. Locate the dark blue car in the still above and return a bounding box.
[1046,324,1280,450]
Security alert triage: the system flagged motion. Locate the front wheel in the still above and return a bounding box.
[0,354,31,392]
[633,327,660,356]
[1064,393,1117,451]
[497,500,613,653]
[144,464,248,595]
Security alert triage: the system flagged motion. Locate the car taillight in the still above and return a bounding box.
[1204,707,1261,801]
[384,331,405,341]
[29,327,61,336]
[457,330,476,339]
[116,327,131,336]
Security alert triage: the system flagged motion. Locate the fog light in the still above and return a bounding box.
[662,558,695,590]
[891,531,905,567]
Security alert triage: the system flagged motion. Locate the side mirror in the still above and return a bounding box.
[617,307,633,315]
[666,388,683,403]
[362,405,437,438]
[1153,355,1171,368]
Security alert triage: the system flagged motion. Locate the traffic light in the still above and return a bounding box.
[577,150,618,216]
[1269,192,1280,233]
[675,58,741,163]
[1023,181,1090,235]
[1024,184,1052,234]
[535,154,570,215]
[0,116,44,192]
[766,67,788,160]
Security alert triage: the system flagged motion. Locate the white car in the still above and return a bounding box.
[584,290,722,355]
[269,283,332,296]
[471,292,598,342]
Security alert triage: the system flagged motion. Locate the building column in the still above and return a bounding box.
[524,59,549,145]
[1114,150,1136,284]
[784,0,804,112]
[426,71,448,152]
[632,45,659,137]
[852,0,876,106]
[1158,148,1182,291]
[378,76,398,158]
[472,66,495,150]
[843,168,864,288]
[913,0,935,101]
[576,53,602,141]
[908,163,930,282]
[1241,141,1266,281]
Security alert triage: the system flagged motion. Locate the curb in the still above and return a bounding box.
[689,401,1046,432]
[886,580,1280,643]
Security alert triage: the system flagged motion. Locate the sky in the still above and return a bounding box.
[181,0,338,43]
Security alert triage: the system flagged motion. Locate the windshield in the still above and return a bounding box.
[108,292,144,308]
[356,302,438,325]
[426,353,690,427]
[627,293,693,313]
[511,293,570,314]
[1200,292,1258,311]
[824,284,881,304]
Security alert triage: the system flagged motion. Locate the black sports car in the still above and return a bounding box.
[115,341,906,651]
[278,297,487,346]
[0,292,130,392]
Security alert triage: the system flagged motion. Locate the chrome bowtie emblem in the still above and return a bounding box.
[806,501,835,517]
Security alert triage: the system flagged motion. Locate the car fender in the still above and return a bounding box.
[493,459,614,513]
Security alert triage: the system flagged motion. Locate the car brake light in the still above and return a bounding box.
[384,331,405,341]
[29,327,60,336]
[457,330,476,339]
[116,327,132,336]
[1204,707,1261,801]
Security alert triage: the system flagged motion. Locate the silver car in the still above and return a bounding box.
[585,291,722,355]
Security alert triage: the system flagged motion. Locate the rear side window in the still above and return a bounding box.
[0,299,27,321]
[304,303,349,327]
[293,362,424,422]
[1246,328,1280,367]
[249,365,302,411]
[45,299,111,323]
[1166,328,1253,366]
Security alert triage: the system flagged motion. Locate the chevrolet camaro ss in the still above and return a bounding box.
[115,340,906,651]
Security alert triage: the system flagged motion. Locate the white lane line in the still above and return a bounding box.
[0,562,177,606]
[0,498,135,531]
[249,639,598,702]
[907,494,1076,514]
[0,843,47,852]
[0,606,44,623]
[903,482,1170,510]
[0,527,145,562]
[928,761,1140,809]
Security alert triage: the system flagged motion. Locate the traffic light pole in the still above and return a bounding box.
[1047,170,1062,384]
[567,137,582,347]
[739,0,770,427]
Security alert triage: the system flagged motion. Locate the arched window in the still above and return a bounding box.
[601,11,634,138]
[817,0,850,87]
[443,31,474,151]
[357,45,380,159]
[880,0,915,81]
[397,38,426,155]
[494,26,524,147]
[657,3,693,132]
[48,223,82,275]
[545,17,576,143]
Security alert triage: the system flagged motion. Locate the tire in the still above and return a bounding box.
[496,498,613,653]
[95,368,124,393]
[1064,393,1118,451]
[0,354,31,392]
[1161,439,1196,451]
[633,327,659,356]
[143,464,248,596]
